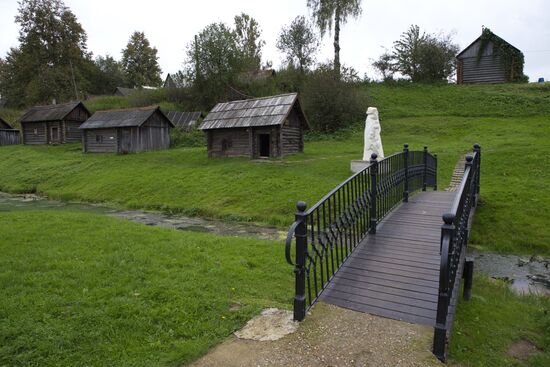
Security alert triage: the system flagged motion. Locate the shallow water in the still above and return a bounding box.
[0,192,285,241]
[469,249,550,296]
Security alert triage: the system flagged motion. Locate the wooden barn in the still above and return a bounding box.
[0,117,20,146]
[113,87,137,97]
[79,106,174,153]
[19,101,90,145]
[457,30,524,84]
[199,93,309,158]
[165,111,203,131]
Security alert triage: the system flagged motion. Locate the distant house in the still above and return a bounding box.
[165,111,204,131]
[457,30,524,84]
[113,87,137,97]
[80,106,174,153]
[0,117,20,146]
[163,73,177,88]
[199,93,309,158]
[19,101,91,145]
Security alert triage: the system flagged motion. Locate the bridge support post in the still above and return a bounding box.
[463,258,474,301]
[293,201,308,321]
[422,146,428,191]
[433,154,438,191]
[403,144,409,202]
[369,153,378,234]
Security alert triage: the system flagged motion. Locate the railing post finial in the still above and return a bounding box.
[369,153,378,234]
[403,144,409,202]
[293,201,308,321]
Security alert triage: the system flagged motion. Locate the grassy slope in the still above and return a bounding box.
[0,210,290,366]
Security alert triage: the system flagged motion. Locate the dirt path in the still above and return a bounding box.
[190,303,442,367]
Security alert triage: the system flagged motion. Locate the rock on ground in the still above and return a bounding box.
[190,302,443,367]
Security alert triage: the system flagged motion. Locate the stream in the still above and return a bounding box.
[0,192,285,241]
[1,192,548,296]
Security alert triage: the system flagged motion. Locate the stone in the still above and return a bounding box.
[234,308,298,341]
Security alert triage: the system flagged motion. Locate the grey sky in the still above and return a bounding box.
[1,0,549,81]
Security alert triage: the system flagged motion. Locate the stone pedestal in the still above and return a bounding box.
[351,160,371,173]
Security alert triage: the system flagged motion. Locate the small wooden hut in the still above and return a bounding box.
[113,87,137,97]
[0,117,20,146]
[19,101,90,145]
[199,93,309,158]
[165,111,204,131]
[79,106,174,153]
[457,30,524,84]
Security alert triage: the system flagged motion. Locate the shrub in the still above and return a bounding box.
[170,128,205,148]
[301,64,364,133]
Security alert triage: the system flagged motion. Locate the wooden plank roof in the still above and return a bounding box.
[18,101,89,123]
[165,111,203,129]
[80,106,174,129]
[199,93,308,130]
[0,116,14,129]
[113,87,137,97]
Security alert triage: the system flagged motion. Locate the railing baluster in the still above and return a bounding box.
[369,153,378,234]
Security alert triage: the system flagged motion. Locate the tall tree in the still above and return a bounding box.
[121,31,162,87]
[307,0,362,75]
[0,0,91,106]
[88,55,126,95]
[277,16,319,73]
[233,13,264,70]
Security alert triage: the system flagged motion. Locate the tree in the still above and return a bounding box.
[121,31,162,87]
[0,0,91,106]
[88,55,126,95]
[372,51,395,81]
[233,13,264,70]
[276,16,319,73]
[391,25,459,82]
[307,0,362,75]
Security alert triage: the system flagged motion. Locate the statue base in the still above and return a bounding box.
[350,160,371,173]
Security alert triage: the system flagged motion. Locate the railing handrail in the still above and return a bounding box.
[305,150,435,214]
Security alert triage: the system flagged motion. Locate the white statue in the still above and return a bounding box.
[362,107,384,161]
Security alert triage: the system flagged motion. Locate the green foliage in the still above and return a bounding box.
[0,210,290,366]
[478,27,528,83]
[233,13,265,70]
[170,128,205,148]
[0,0,92,106]
[301,64,363,132]
[451,276,550,366]
[276,16,319,73]
[391,25,459,82]
[87,55,127,95]
[121,31,162,88]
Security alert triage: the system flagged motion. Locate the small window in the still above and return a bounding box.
[221,138,232,152]
[33,128,38,135]
[95,135,103,143]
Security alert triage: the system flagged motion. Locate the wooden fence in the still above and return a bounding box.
[0,129,21,146]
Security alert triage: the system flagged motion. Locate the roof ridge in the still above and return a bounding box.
[217,92,297,105]
[94,105,159,113]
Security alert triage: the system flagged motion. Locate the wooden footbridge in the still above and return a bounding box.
[286,144,481,362]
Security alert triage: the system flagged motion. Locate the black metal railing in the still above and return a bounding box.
[285,144,438,321]
[433,144,481,362]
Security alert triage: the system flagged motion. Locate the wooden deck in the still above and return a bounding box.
[319,191,456,326]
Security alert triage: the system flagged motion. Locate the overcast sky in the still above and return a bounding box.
[1,0,549,81]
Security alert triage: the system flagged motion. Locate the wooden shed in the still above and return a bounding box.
[165,111,203,131]
[0,117,20,146]
[79,106,174,153]
[19,101,90,145]
[199,93,309,158]
[457,30,523,84]
[113,87,137,97]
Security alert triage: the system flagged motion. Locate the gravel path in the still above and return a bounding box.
[190,303,442,367]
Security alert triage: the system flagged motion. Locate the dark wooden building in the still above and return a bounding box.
[199,93,309,158]
[19,101,90,145]
[163,74,176,88]
[113,87,137,97]
[457,31,523,84]
[79,106,174,153]
[165,111,203,131]
[0,117,20,146]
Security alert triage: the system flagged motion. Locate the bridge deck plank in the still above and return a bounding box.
[319,191,456,326]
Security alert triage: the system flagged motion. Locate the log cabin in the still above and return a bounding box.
[19,101,90,145]
[199,93,309,158]
[0,117,20,146]
[79,106,174,153]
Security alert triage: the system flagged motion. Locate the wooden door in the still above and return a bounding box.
[120,128,131,153]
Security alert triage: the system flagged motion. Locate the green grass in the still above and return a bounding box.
[0,210,291,366]
[451,276,550,366]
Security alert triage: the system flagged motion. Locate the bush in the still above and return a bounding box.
[170,128,205,148]
[301,65,364,133]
